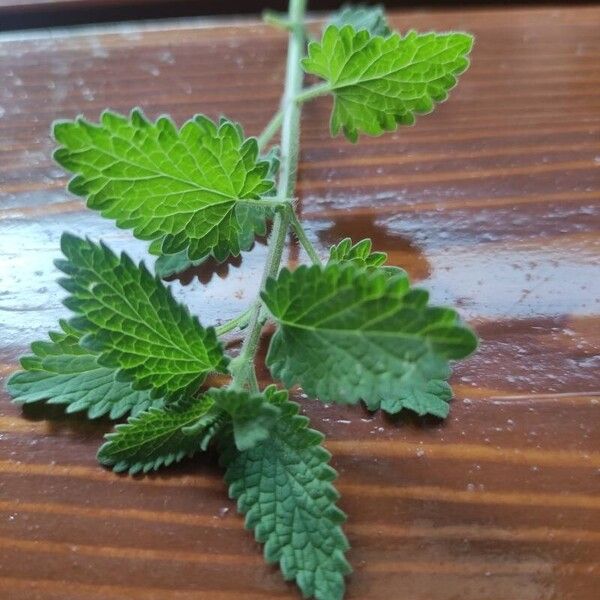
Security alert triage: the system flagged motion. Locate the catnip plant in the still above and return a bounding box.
[6,2,477,599]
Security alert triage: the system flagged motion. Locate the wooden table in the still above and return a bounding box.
[0,0,234,31]
[0,0,335,31]
[0,2,544,31]
[1,5,599,599]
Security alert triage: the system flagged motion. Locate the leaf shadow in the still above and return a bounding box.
[314,212,431,281]
[20,401,113,439]
[164,235,268,286]
[380,406,447,431]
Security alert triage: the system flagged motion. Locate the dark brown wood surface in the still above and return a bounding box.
[1,2,590,31]
[1,5,599,599]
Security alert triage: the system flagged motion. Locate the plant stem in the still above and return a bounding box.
[232,0,307,391]
[288,205,321,264]
[295,82,331,103]
[215,304,255,336]
[257,86,330,150]
[262,9,315,41]
[257,110,284,151]
[262,10,291,31]
[277,0,306,214]
[238,196,292,209]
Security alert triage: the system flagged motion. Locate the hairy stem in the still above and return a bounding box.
[215,304,255,336]
[257,110,284,151]
[295,81,331,103]
[256,83,327,151]
[232,0,307,390]
[238,196,292,209]
[288,205,321,264]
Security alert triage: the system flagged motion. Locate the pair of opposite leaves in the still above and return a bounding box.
[51,23,473,264]
[8,230,475,600]
[7,18,476,600]
[10,233,476,426]
[11,18,477,452]
[24,20,475,418]
[9,247,351,597]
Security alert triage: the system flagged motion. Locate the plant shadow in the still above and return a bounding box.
[164,235,268,286]
[21,401,113,438]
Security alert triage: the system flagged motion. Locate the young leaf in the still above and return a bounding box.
[220,387,350,600]
[53,110,276,261]
[327,4,390,37]
[328,237,387,268]
[56,233,228,399]
[98,395,221,474]
[6,321,161,419]
[328,237,405,278]
[208,387,280,451]
[302,27,473,141]
[262,264,477,418]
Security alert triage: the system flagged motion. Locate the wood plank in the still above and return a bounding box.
[0,0,279,31]
[0,6,599,600]
[0,0,336,32]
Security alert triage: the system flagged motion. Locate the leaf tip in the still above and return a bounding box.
[59,231,83,257]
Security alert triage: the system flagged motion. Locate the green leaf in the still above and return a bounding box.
[97,395,221,474]
[208,387,280,451]
[220,387,350,600]
[262,145,281,181]
[154,249,206,279]
[328,237,387,268]
[302,27,473,141]
[56,233,228,399]
[262,264,477,418]
[328,237,405,278]
[327,4,390,37]
[6,320,162,420]
[150,145,280,279]
[53,110,276,261]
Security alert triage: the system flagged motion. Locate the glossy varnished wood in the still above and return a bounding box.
[0,6,599,600]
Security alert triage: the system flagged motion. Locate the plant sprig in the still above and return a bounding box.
[6,3,476,599]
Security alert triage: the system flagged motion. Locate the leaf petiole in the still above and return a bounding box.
[257,110,284,151]
[287,203,321,264]
[215,304,256,336]
[295,81,331,103]
[236,196,292,210]
[256,83,332,150]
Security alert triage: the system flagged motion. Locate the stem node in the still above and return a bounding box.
[231,0,308,390]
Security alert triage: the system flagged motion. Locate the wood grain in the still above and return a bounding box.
[0,0,347,32]
[0,5,599,600]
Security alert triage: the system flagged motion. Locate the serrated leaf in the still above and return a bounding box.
[328,237,405,278]
[56,233,228,399]
[262,263,477,418]
[154,249,206,279]
[151,145,280,278]
[327,4,390,37]
[328,237,386,268]
[220,387,350,600]
[6,320,162,420]
[302,27,473,141]
[53,110,276,261]
[97,395,221,474]
[207,386,280,451]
